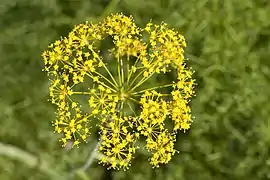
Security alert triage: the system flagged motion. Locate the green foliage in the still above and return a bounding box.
[0,0,269,179]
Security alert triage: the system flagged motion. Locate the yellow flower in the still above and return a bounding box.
[53,104,91,147]
[42,13,195,169]
[98,114,137,170]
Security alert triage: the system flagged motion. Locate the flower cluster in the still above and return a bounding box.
[42,13,195,170]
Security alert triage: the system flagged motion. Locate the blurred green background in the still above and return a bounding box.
[1,0,270,179]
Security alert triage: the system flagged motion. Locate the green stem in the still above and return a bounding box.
[128,68,147,89]
[93,71,118,90]
[126,55,130,85]
[72,91,91,95]
[126,96,140,104]
[86,72,116,92]
[121,58,125,87]
[117,57,122,87]
[90,48,119,88]
[127,101,137,116]
[128,71,156,93]
[127,53,145,85]
[100,0,120,18]
[131,83,174,95]
[128,59,158,91]
[0,142,64,179]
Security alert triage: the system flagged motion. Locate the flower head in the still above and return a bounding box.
[42,13,195,169]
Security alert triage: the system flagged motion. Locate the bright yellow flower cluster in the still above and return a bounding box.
[42,13,195,170]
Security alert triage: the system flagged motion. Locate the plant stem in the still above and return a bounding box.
[100,0,120,18]
[0,142,64,179]
[80,140,102,171]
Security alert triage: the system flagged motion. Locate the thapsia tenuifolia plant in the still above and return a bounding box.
[42,14,196,170]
